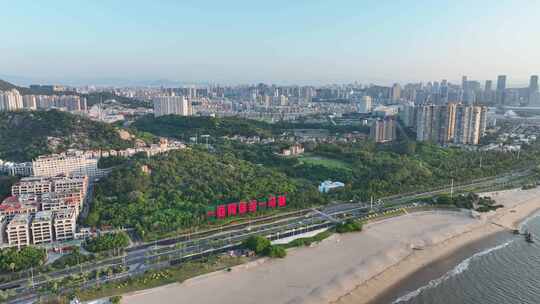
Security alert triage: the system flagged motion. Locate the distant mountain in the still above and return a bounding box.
[0,75,210,88]
[0,79,22,91]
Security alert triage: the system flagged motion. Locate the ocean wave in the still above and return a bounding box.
[392,240,514,303]
[518,210,540,233]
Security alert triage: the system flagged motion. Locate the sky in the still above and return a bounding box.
[1,0,539,86]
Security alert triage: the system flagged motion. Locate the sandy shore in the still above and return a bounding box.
[121,187,540,304]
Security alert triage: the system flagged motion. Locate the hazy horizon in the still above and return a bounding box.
[2,0,539,86]
[0,74,535,88]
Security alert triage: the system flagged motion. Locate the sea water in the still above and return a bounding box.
[386,214,540,304]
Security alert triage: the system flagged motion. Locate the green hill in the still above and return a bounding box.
[0,110,133,162]
[132,115,369,141]
[133,115,277,139]
[86,149,324,240]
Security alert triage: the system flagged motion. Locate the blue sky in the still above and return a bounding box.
[1,0,539,85]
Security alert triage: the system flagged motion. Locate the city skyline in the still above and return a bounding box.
[2,73,538,89]
[2,0,539,86]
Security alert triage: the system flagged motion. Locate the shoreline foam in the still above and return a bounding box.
[335,187,540,304]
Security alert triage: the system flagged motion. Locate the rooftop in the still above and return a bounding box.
[8,213,30,226]
[16,175,87,183]
[54,209,77,220]
[33,211,53,222]
[0,196,38,213]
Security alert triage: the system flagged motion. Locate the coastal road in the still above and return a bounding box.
[2,168,531,302]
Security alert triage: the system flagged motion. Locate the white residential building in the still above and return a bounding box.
[358,96,372,114]
[0,196,39,218]
[153,96,192,117]
[0,89,24,112]
[6,214,31,248]
[53,209,77,241]
[32,151,100,179]
[3,162,33,176]
[11,175,88,199]
[22,95,37,110]
[31,211,53,245]
[41,191,84,216]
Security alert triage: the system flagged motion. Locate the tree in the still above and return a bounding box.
[0,110,133,162]
[0,247,46,273]
[0,176,19,201]
[335,220,362,233]
[83,232,130,253]
[110,295,122,304]
[264,245,287,258]
[242,236,271,254]
[88,149,303,240]
[435,194,452,205]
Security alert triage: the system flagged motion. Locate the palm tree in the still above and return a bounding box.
[95,269,101,287]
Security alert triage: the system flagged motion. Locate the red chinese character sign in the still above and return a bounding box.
[249,200,258,213]
[216,205,226,219]
[208,194,288,219]
[227,203,237,216]
[278,195,286,207]
[238,201,247,214]
[267,196,277,208]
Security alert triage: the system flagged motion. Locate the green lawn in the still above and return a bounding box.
[297,154,351,170]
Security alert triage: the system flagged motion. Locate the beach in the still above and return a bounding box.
[121,187,540,304]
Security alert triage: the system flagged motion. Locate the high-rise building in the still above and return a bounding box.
[485,80,493,91]
[0,89,23,112]
[6,214,30,248]
[496,75,507,91]
[399,103,416,128]
[11,176,88,199]
[391,83,401,101]
[454,105,484,145]
[463,89,476,105]
[416,103,472,145]
[479,106,488,136]
[184,87,197,99]
[370,116,396,143]
[417,104,484,145]
[530,75,539,92]
[462,76,468,90]
[529,75,539,105]
[40,192,85,216]
[53,209,77,241]
[358,96,372,113]
[439,103,457,144]
[416,105,434,142]
[440,80,449,104]
[22,95,37,110]
[279,95,289,106]
[32,152,99,179]
[496,75,507,104]
[31,211,53,245]
[153,96,192,117]
[482,80,494,104]
[0,196,39,218]
[416,103,459,144]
